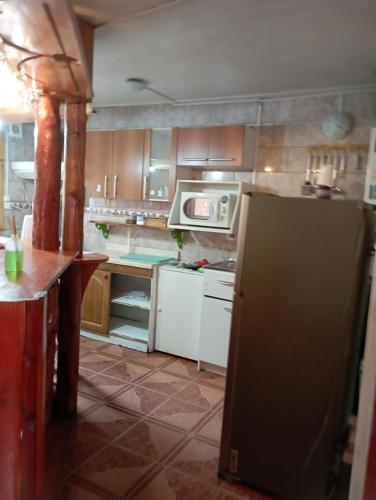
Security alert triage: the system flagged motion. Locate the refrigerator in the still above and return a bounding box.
[219,194,374,500]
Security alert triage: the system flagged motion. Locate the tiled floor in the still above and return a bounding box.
[58,337,273,500]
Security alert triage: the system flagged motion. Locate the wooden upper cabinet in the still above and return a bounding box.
[85,131,113,198]
[112,130,145,201]
[176,125,254,170]
[176,127,210,167]
[208,125,244,168]
[85,129,145,201]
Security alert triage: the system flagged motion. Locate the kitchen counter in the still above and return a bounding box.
[95,243,179,270]
[0,248,77,302]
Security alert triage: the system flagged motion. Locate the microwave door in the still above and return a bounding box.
[183,197,211,221]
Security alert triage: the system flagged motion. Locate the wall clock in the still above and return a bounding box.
[322,111,353,140]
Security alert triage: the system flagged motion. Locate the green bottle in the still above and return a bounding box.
[5,216,24,273]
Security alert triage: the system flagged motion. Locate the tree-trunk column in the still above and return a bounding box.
[62,102,87,256]
[33,95,62,251]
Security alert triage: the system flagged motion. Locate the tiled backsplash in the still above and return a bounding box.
[2,92,375,256]
[84,91,375,260]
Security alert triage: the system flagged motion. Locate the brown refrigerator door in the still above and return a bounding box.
[220,195,373,500]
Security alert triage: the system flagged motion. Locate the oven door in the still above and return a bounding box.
[180,194,219,225]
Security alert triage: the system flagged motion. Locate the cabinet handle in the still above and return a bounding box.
[104,175,108,198]
[143,175,149,199]
[182,157,208,161]
[113,174,118,198]
[224,307,232,313]
[217,280,234,287]
[208,158,235,161]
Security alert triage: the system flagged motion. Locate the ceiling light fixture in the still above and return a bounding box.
[125,78,176,104]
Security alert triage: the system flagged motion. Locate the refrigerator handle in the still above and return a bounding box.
[234,193,251,296]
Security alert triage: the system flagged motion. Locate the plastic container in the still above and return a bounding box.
[5,235,24,273]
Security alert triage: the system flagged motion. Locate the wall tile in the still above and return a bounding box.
[291,96,337,123]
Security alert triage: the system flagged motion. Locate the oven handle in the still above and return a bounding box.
[217,280,234,287]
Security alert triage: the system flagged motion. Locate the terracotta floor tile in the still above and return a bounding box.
[80,337,105,351]
[132,466,217,500]
[79,367,95,379]
[115,419,186,462]
[109,385,169,416]
[77,404,138,441]
[78,373,128,401]
[79,353,118,373]
[197,371,226,389]
[139,371,189,396]
[74,444,155,497]
[98,344,172,367]
[149,398,209,432]
[168,437,220,486]
[196,410,223,444]
[65,429,107,471]
[60,480,112,499]
[77,395,100,417]
[218,481,275,500]
[175,382,224,410]
[162,358,199,380]
[79,346,91,357]
[102,360,152,383]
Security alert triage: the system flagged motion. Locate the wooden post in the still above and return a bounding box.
[33,95,63,251]
[62,102,87,256]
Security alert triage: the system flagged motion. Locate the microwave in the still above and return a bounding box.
[180,191,236,228]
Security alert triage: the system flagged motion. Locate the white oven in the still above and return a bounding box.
[179,191,236,228]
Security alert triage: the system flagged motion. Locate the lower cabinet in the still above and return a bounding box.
[81,270,111,335]
[155,266,203,360]
[199,296,233,368]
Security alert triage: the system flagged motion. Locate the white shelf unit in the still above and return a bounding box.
[168,180,251,234]
[109,316,149,344]
[109,273,153,352]
[111,294,151,310]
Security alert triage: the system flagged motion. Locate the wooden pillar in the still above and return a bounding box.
[32,95,63,251]
[62,102,87,256]
[56,263,82,416]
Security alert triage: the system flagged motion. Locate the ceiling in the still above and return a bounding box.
[72,0,376,107]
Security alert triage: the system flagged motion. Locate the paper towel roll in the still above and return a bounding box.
[21,215,33,248]
[317,164,333,187]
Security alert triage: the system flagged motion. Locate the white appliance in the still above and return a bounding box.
[199,265,235,369]
[180,191,236,228]
[155,266,203,360]
[364,127,376,205]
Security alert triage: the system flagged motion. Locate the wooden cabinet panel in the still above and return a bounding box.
[176,125,253,170]
[177,127,210,167]
[208,125,244,168]
[85,131,113,198]
[81,269,111,335]
[113,129,145,200]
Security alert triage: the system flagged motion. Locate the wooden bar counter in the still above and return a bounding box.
[0,248,76,500]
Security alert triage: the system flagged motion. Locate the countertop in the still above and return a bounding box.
[0,248,77,302]
[98,244,179,270]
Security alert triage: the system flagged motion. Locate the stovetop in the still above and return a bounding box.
[204,258,236,273]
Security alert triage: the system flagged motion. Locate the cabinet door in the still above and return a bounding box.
[81,270,111,335]
[143,128,177,202]
[85,131,113,198]
[199,297,232,367]
[112,130,145,200]
[176,127,209,167]
[208,125,244,168]
[156,269,203,360]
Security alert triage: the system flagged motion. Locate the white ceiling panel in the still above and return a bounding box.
[73,0,376,106]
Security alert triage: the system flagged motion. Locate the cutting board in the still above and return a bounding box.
[120,253,172,263]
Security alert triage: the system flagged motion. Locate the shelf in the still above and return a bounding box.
[89,220,170,231]
[109,316,149,343]
[111,294,151,310]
